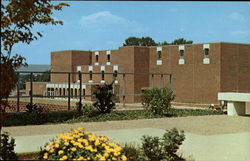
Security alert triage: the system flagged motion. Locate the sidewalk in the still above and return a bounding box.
[3,115,250,161]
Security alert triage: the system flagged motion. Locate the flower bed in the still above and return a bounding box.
[39,128,127,161]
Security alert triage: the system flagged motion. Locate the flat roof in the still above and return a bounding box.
[51,42,250,53]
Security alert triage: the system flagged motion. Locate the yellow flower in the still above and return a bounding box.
[55,143,60,148]
[77,156,84,160]
[64,141,69,146]
[121,155,127,161]
[112,157,117,160]
[94,140,100,146]
[49,148,54,153]
[103,152,109,157]
[58,150,64,155]
[55,139,61,144]
[78,144,84,148]
[114,151,121,156]
[71,147,77,151]
[62,155,68,160]
[43,155,48,159]
[77,127,84,131]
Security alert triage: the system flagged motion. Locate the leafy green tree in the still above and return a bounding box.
[123,37,140,46]
[0,0,69,145]
[139,37,158,46]
[158,41,169,46]
[123,36,157,46]
[171,38,193,45]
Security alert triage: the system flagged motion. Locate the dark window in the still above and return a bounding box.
[179,50,184,58]
[107,54,110,62]
[89,71,93,80]
[75,89,77,98]
[83,89,85,99]
[114,70,118,77]
[204,48,209,58]
[96,55,98,62]
[102,71,105,80]
[157,51,162,60]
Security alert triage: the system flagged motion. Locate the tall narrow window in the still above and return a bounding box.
[96,55,98,63]
[204,48,209,58]
[75,89,77,98]
[114,70,118,78]
[203,44,210,64]
[156,47,162,65]
[89,71,93,81]
[179,50,184,59]
[157,51,162,60]
[101,71,105,80]
[107,54,110,62]
[83,89,85,99]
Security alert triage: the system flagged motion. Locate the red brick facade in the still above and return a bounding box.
[27,42,250,104]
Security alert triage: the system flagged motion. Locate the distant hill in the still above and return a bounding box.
[16,64,50,72]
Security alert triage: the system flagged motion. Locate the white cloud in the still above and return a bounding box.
[228,12,245,21]
[230,30,250,36]
[79,11,126,26]
[78,11,149,34]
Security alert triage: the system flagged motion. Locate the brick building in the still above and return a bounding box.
[26,42,250,104]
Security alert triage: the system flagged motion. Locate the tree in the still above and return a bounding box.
[123,36,157,46]
[158,41,169,46]
[171,38,193,45]
[0,0,69,147]
[123,37,140,46]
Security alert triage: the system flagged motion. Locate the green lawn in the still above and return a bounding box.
[4,108,225,127]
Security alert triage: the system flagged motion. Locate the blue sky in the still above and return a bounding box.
[11,1,250,64]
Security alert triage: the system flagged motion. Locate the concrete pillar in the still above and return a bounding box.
[227,102,246,116]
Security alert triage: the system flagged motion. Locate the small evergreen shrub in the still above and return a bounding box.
[141,128,185,161]
[39,128,127,160]
[141,87,175,115]
[25,103,48,124]
[0,132,18,160]
[93,83,116,114]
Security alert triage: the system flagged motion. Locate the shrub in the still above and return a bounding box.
[141,87,175,115]
[141,128,185,161]
[121,143,140,161]
[0,132,18,160]
[76,103,94,117]
[39,127,127,161]
[93,82,116,114]
[25,103,48,124]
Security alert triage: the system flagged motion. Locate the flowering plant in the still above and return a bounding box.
[39,128,127,161]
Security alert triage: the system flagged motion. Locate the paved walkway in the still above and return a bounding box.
[3,115,250,161]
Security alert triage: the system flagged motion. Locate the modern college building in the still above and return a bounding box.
[26,42,250,105]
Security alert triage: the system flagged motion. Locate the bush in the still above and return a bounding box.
[141,87,175,115]
[121,143,140,161]
[39,128,127,161]
[93,82,116,114]
[76,103,94,117]
[141,128,185,161]
[0,132,18,160]
[25,103,49,124]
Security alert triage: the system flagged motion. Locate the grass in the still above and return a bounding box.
[4,107,225,127]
